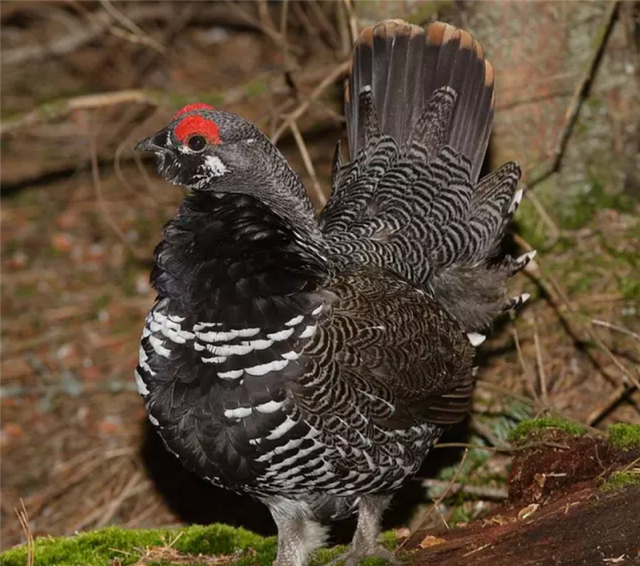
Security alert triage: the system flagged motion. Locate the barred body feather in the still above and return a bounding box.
[135,19,531,566]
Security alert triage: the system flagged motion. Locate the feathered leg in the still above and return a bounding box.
[268,499,328,566]
[330,495,398,566]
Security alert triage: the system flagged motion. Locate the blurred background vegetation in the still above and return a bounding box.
[1,0,639,554]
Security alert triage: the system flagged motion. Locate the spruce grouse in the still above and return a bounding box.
[135,20,533,566]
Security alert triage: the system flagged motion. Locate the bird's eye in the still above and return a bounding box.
[187,135,207,152]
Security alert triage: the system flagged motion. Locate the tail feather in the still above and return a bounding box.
[406,86,457,160]
[324,20,531,333]
[346,20,494,182]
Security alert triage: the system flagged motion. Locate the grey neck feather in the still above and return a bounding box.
[216,133,326,250]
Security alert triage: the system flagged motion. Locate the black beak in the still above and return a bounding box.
[135,130,169,152]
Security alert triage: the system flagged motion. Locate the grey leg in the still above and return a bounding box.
[267,498,328,566]
[330,495,398,566]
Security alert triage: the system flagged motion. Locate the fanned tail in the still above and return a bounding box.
[322,20,531,333]
[345,20,494,182]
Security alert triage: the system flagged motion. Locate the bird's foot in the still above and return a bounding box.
[328,545,399,566]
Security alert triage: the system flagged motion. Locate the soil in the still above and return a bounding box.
[403,433,640,566]
[405,487,640,566]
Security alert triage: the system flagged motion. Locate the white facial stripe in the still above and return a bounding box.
[205,155,228,177]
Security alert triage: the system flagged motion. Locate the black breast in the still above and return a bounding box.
[136,192,473,499]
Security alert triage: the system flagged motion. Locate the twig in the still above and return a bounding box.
[420,479,508,501]
[95,472,147,528]
[589,319,640,343]
[1,11,113,66]
[497,90,573,112]
[15,500,34,566]
[226,0,300,56]
[279,0,290,36]
[476,380,607,437]
[544,269,640,390]
[586,383,637,426]
[511,324,532,386]
[513,233,640,395]
[533,315,549,404]
[271,60,351,143]
[525,192,561,242]
[288,119,327,206]
[523,1,620,191]
[2,2,181,66]
[0,90,159,136]
[99,0,165,53]
[291,1,322,47]
[335,0,351,58]
[308,1,341,50]
[89,132,145,260]
[620,456,640,475]
[397,450,469,552]
[342,0,359,46]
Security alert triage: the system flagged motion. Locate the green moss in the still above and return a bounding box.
[0,526,400,566]
[608,424,640,451]
[600,471,640,493]
[508,417,585,443]
[0,524,274,566]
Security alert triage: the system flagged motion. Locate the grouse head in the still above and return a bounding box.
[136,102,323,243]
[135,103,271,191]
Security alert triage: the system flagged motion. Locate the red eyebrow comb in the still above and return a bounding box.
[172,103,215,120]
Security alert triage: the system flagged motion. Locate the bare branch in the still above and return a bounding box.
[0,90,159,136]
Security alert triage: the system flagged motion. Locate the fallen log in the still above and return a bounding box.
[402,425,640,566]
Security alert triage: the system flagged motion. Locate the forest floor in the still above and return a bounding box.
[2,0,640,562]
[2,425,640,565]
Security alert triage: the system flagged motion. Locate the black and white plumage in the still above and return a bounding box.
[135,20,531,566]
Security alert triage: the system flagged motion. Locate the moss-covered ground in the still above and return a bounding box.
[600,471,640,493]
[507,417,586,443]
[0,525,398,566]
[608,423,640,451]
